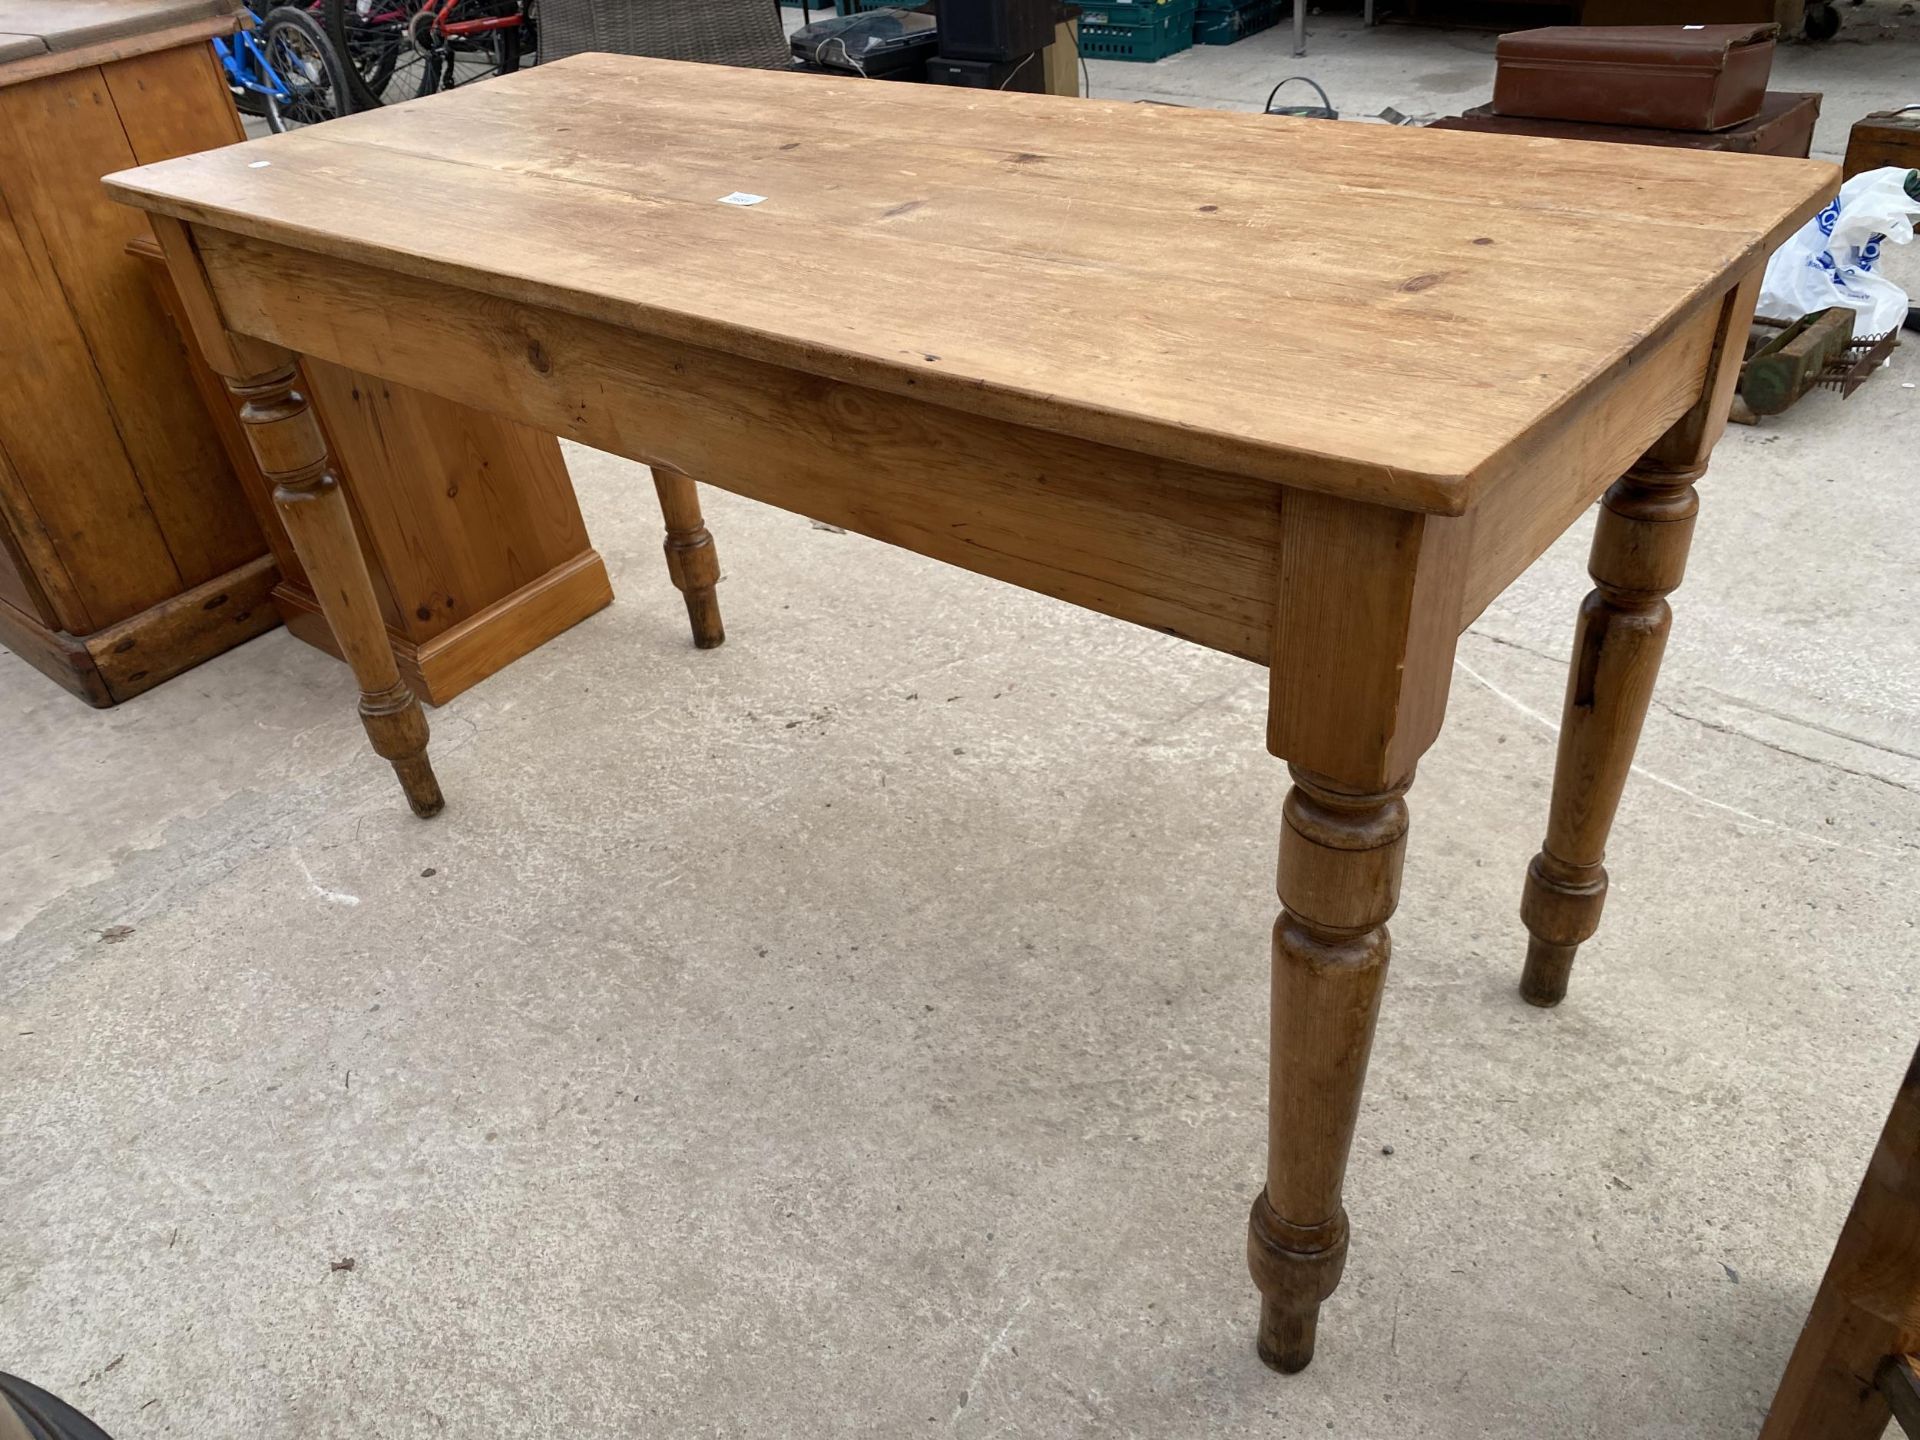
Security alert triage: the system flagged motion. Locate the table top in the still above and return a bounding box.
[0,0,241,72]
[105,55,1835,514]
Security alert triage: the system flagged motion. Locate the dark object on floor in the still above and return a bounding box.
[1576,0,1805,26]
[792,9,940,78]
[937,0,1054,60]
[1430,90,1820,159]
[1493,24,1776,131]
[1845,106,1920,180]
[1756,1040,1920,1438]
[1730,312,1900,424]
[1,1372,118,1440]
[1802,0,1839,39]
[925,51,1045,88]
[1739,307,1854,415]
[1391,1,1815,30]
[1264,75,1336,119]
[1804,323,1901,398]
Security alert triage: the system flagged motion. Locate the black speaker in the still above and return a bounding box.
[936,0,1055,62]
[925,51,1045,90]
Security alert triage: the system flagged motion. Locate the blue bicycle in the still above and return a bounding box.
[215,5,354,133]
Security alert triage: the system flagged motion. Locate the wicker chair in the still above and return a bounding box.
[538,0,793,68]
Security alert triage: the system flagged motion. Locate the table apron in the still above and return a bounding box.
[1458,294,1724,628]
[194,226,1286,665]
[190,224,1740,724]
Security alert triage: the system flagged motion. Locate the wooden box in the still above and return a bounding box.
[0,0,279,704]
[1431,91,1821,159]
[0,0,612,707]
[1844,108,1920,180]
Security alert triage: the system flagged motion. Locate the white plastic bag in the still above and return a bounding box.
[1757,166,1920,338]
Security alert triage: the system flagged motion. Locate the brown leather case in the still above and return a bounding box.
[1492,24,1777,133]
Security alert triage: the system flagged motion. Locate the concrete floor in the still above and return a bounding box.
[6,10,1920,1437]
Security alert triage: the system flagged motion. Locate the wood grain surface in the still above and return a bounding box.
[102,54,1836,514]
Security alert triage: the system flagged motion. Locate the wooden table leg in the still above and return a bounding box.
[1252,490,1461,1371]
[1759,1044,1920,1439]
[1518,452,1701,1006]
[1249,765,1411,1371]
[651,466,724,649]
[230,365,444,818]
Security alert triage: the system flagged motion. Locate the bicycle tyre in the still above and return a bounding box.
[324,0,424,109]
[417,1,523,95]
[260,4,356,127]
[1,1371,117,1440]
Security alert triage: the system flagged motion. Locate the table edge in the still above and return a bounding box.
[101,152,1839,518]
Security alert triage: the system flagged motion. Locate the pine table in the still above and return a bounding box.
[105,56,1835,1372]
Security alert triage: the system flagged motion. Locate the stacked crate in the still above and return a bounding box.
[1077,0,1194,61]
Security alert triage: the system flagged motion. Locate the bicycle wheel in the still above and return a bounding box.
[260,5,356,127]
[324,0,433,108]
[1,1371,117,1440]
[415,0,523,95]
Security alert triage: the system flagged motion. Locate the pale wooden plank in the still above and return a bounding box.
[6,62,260,590]
[0,0,238,55]
[298,362,591,642]
[0,8,240,88]
[99,32,245,160]
[0,84,182,628]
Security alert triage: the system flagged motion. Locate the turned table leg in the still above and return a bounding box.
[1519,455,1701,1006]
[230,366,444,818]
[1249,766,1410,1372]
[651,466,724,649]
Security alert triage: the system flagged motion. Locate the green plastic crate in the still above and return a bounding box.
[1078,0,1194,61]
[1194,0,1279,43]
